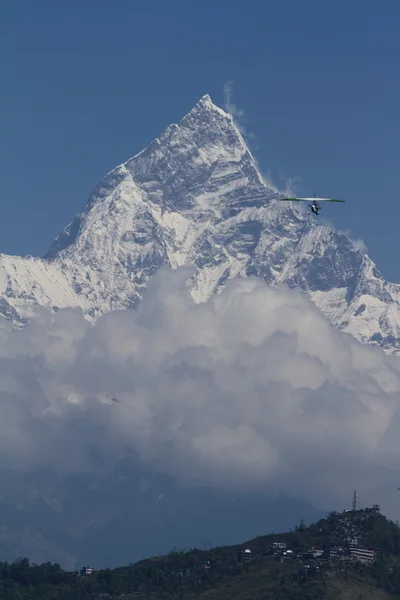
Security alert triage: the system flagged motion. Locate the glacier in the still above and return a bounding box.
[2,93,400,353]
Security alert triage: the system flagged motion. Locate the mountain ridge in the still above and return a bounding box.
[1,94,400,353]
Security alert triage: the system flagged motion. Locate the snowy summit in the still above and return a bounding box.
[1,95,400,353]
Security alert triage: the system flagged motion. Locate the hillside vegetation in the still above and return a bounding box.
[2,507,400,599]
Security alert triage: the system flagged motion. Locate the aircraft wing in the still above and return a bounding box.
[281,197,345,203]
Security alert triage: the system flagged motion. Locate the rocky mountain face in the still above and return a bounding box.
[0,94,399,352]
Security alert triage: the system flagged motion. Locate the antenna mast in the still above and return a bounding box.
[352,490,357,511]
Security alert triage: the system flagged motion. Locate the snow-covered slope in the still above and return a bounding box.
[2,94,400,353]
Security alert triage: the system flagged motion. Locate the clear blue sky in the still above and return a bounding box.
[1,0,400,279]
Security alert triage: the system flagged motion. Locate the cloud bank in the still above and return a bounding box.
[1,266,400,517]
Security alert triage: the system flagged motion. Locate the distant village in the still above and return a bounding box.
[237,502,381,578]
[79,499,383,580]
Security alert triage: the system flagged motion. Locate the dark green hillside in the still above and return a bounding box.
[2,506,400,599]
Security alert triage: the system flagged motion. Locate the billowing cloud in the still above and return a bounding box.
[1,266,400,519]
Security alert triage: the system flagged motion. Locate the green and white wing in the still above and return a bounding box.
[281,197,345,203]
[280,197,308,202]
[309,197,345,203]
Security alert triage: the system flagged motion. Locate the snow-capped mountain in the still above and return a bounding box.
[1,94,400,352]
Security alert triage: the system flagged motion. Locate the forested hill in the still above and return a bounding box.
[2,507,400,599]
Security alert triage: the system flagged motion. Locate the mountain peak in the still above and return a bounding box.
[43,92,266,260]
[180,93,234,129]
[3,96,400,355]
[189,93,227,114]
[197,93,213,105]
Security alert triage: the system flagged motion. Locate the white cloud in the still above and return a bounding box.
[342,231,368,253]
[353,239,368,253]
[223,80,255,141]
[1,266,400,518]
